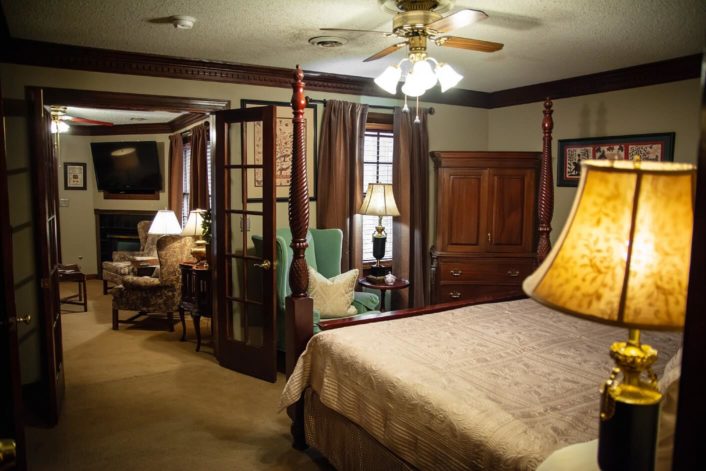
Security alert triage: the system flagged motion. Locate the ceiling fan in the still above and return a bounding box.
[321,0,504,63]
[49,105,114,133]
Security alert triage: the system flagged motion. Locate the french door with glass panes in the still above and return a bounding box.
[213,106,277,382]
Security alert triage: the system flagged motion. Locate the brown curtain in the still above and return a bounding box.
[316,100,369,272]
[190,123,210,210]
[392,107,429,309]
[168,132,184,218]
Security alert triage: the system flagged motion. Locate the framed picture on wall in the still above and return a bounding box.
[557,132,675,187]
[64,162,87,190]
[241,99,318,202]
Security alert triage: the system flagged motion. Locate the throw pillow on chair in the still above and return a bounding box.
[307,267,359,318]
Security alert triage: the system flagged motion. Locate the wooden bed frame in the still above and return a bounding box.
[283,65,704,468]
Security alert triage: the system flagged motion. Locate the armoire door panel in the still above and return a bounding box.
[444,172,487,252]
[488,169,536,253]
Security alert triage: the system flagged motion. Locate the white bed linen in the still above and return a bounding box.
[281,299,681,470]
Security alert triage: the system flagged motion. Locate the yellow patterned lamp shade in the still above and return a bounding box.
[523,159,695,330]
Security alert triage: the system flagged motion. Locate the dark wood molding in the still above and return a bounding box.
[2,98,25,117]
[68,122,171,136]
[489,54,702,108]
[1,37,702,109]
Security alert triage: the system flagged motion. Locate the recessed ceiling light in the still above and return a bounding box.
[308,36,348,48]
[170,15,196,29]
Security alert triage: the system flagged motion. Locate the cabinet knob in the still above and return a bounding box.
[506,269,520,277]
[450,269,462,277]
[449,291,462,299]
[487,232,492,243]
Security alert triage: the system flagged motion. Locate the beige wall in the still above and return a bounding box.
[58,133,171,274]
[488,79,703,242]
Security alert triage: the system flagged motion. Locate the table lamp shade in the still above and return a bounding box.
[523,159,695,330]
[148,210,182,235]
[358,183,401,217]
[181,209,205,237]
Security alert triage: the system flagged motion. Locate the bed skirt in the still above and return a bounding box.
[304,388,417,471]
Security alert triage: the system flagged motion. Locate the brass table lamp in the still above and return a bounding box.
[523,159,695,470]
[181,209,208,265]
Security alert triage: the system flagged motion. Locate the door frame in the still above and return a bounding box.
[24,87,229,425]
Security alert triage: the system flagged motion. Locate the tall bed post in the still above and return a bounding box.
[537,98,554,263]
[285,65,314,378]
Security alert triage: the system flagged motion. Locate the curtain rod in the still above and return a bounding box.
[306,97,435,115]
[180,120,209,137]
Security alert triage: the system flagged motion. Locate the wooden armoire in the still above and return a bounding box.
[430,151,541,303]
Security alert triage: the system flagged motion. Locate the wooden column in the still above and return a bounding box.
[537,98,554,263]
[285,65,314,378]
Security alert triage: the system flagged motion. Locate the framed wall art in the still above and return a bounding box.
[241,99,318,202]
[557,132,675,187]
[64,162,87,190]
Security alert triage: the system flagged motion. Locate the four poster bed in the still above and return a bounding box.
[278,66,683,470]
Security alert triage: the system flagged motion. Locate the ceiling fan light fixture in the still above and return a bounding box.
[436,63,463,92]
[374,65,402,94]
[411,59,437,90]
[51,120,70,134]
[401,75,425,97]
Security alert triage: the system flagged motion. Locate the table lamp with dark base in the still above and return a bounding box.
[523,159,695,471]
[358,183,400,280]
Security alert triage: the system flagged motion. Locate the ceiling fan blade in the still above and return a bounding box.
[426,9,488,34]
[435,36,503,53]
[363,42,407,62]
[65,116,114,126]
[320,28,392,37]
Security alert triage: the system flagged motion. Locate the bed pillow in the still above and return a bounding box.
[655,347,682,471]
[307,267,359,318]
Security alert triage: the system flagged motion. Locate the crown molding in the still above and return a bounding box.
[1,38,701,109]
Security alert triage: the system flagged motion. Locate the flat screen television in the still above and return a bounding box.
[91,141,162,193]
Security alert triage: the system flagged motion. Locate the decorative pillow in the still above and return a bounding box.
[307,267,359,318]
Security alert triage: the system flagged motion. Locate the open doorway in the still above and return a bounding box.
[19,87,229,426]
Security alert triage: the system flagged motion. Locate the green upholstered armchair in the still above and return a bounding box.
[253,228,380,348]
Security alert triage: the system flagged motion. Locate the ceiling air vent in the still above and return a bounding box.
[308,36,348,48]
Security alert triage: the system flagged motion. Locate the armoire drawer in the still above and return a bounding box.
[437,283,524,303]
[438,258,536,283]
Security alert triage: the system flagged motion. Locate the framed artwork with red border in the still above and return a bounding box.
[557,132,675,187]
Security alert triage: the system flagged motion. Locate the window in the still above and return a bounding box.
[361,126,394,263]
[181,134,212,227]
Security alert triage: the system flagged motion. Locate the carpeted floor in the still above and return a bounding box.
[26,279,331,470]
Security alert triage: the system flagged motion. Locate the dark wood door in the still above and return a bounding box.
[486,168,536,253]
[0,82,27,470]
[26,88,64,425]
[440,169,488,253]
[213,106,277,382]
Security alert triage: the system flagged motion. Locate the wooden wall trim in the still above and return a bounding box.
[1,38,702,109]
[489,54,702,108]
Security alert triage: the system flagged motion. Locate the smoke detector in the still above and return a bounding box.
[308,36,348,48]
[170,15,196,29]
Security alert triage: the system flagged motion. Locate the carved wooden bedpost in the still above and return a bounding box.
[285,65,314,379]
[537,98,554,264]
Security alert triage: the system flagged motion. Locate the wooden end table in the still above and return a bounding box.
[179,262,212,352]
[58,264,87,312]
[358,276,410,312]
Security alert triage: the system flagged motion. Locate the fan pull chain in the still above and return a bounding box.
[414,96,420,124]
[402,94,409,112]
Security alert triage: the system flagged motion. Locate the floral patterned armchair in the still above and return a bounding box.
[102,220,159,294]
[111,235,193,331]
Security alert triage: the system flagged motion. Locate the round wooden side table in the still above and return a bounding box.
[358,277,410,312]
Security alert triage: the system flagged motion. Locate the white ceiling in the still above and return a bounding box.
[4,0,705,93]
[55,107,186,126]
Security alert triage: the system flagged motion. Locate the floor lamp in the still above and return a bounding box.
[524,159,694,470]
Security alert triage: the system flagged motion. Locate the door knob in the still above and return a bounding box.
[0,439,16,466]
[254,259,272,270]
[17,314,32,324]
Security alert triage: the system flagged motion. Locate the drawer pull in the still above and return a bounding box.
[506,269,520,277]
[450,269,463,277]
[449,291,462,299]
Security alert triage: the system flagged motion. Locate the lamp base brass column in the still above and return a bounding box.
[370,218,390,277]
[598,329,661,471]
